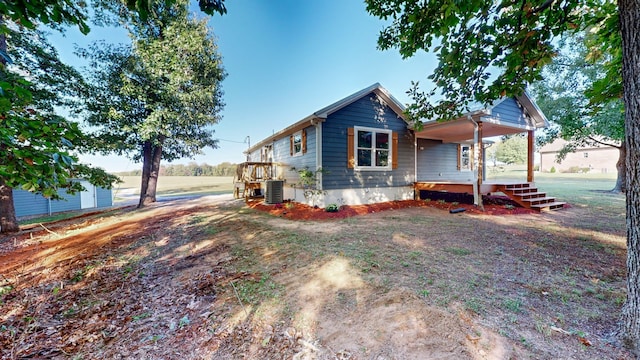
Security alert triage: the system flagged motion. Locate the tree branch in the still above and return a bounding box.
[587,135,620,148]
[531,0,555,15]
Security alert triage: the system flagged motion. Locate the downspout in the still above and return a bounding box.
[414,133,418,200]
[311,118,325,191]
[467,115,482,209]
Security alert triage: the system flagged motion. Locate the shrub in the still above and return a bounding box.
[325,203,339,212]
[563,166,590,174]
[550,166,556,173]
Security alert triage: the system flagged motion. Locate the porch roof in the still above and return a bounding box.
[414,113,536,143]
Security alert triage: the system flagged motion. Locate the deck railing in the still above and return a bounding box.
[233,162,278,199]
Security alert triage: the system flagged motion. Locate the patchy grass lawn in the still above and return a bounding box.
[0,176,631,359]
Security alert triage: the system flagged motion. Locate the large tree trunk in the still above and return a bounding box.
[613,143,627,193]
[138,141,163,208]
[0,179,19,233]
[618,0,640,354]
[138,141,152,208]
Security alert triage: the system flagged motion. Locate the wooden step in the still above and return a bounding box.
[516,192,547,199]
[521,197,557,205]
[503,183,533,190]
[530,201,566,212]
[497,183,566,212]
[505,187,538,195]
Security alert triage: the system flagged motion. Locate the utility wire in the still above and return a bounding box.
[215,138,248,144]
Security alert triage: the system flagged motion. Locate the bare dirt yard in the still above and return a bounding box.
[0,195,632,359]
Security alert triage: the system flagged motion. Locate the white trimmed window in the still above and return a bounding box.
[354,126,392,170]
[291,131,303,156]
[458,144,471,171]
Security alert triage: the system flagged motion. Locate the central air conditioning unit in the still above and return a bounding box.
[265,180,284,204]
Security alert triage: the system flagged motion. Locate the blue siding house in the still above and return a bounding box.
[13,180,113,218]
[246,83,552,209]
[247,84,415,206]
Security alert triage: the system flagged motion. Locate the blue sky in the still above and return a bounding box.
[50,1,438,173]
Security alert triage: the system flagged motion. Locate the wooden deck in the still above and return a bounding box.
[414,181,503,195]
[233,162,277,200]
[414,181,566,212]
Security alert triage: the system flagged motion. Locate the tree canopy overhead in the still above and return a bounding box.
[367,0,640,353]
[367,0,586,123]
[0,0,228,35]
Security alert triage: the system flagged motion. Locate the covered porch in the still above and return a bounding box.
[413,103,565,211]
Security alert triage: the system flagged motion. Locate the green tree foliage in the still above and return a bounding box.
[367,0,581,125]
[0,25,120,233]
[366,0,640,351]
[0,0,227,36]
[80,0,226,208]
[495,135,527,165]
[0,1,90,34]
[532,35,625,192]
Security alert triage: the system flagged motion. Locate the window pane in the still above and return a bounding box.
[293,133,302,154]
[358,149,372,166]
[461,146,470,169]
[358,131,372,148]
[376,132,389,149]
[376,150,389,166]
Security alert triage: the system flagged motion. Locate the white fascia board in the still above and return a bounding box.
[480,116,536,131]
[515,92,549,128]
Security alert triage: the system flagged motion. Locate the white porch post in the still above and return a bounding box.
[476,122,484,210]
[469,116,484,209]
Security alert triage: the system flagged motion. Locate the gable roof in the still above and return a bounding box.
[512,91,549,128]
[247,83,406,153]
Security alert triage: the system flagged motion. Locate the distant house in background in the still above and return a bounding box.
[539,138,618,174]
[13,180,113,218]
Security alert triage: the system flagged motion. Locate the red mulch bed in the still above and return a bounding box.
[248,197,539,221]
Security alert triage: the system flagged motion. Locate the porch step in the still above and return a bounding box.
[498,183,565,212]
[531,201,567,211]
[509,187,538,195]
[503,183,534,190]
[521,197,557,205]
[517,192,547,199]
